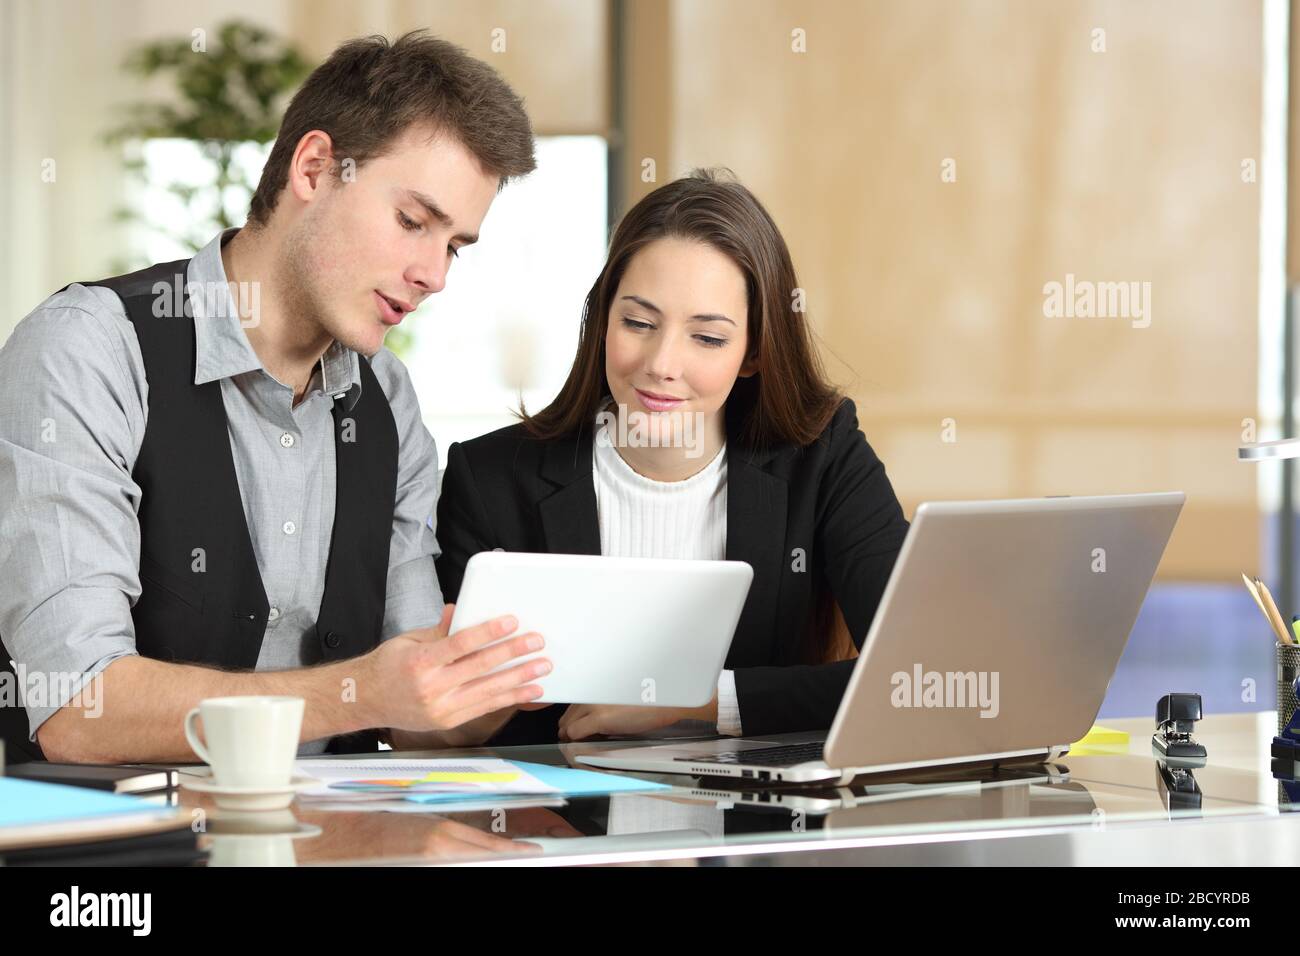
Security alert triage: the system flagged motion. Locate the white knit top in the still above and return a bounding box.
[592,427,728,560]
[592,419,743,735]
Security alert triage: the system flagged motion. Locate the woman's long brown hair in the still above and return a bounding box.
[519,169,842,450]
[520,170,853,665]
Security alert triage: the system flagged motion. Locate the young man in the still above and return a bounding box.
[0,31,550,763]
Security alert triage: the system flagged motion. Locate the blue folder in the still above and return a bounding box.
[0,777,159,829]
[404,760,671,805]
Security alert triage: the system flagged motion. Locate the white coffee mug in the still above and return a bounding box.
[184,696,304,789]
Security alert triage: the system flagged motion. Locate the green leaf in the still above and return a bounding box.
[106,18,316,257]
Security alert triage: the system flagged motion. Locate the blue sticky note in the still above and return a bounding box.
[404,760,671,805]
[0,778,159,829]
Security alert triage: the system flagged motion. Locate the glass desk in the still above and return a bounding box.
[169,712,1300,866]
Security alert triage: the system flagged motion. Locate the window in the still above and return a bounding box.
[126,138,269,266]
[403,136,609,457]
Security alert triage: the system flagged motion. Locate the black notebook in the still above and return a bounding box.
[5,763,178,794]
[0,822,204,867]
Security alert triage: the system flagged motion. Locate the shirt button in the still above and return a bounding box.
[279,433,295,448]
[267,606,281,622]
[282,521,296,535]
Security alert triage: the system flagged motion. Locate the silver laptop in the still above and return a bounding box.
[676,763,1071,815]
[577,492,1184,785]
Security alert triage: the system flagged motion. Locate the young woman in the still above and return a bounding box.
[433,169,909,746]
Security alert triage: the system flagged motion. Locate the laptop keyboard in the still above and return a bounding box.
[674,741,826,767]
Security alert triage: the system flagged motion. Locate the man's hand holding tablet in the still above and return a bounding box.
[369,603,552,734]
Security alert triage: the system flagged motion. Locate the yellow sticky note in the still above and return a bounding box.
[1069,724,1130,755]
[417,771,521,784]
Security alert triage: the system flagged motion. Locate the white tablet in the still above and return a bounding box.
[448,551,753,706]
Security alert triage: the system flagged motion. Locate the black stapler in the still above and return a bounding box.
[1155,761,1203,813]
[1152,693,1207,764]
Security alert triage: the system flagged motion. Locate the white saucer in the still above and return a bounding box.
[207,822,322,840]
[181,775,319,811]
[204,807,321,839]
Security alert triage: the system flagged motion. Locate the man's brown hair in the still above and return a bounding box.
[248,30,536,227]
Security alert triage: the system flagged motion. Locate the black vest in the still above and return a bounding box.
[1,257,398,761]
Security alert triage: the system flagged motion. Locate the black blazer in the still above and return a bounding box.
[434,387,910,744]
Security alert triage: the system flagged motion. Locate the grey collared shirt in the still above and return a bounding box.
[0,228,444,751]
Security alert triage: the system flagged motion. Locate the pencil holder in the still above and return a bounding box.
[1278,642,1300,736]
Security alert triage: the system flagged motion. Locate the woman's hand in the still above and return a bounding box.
[390,689,556,750]
[557,698,717,741]
[439,699,555,746]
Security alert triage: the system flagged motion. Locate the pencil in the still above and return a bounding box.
[1255,577,1294,645]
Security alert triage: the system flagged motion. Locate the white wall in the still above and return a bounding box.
[0,0,295,337]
